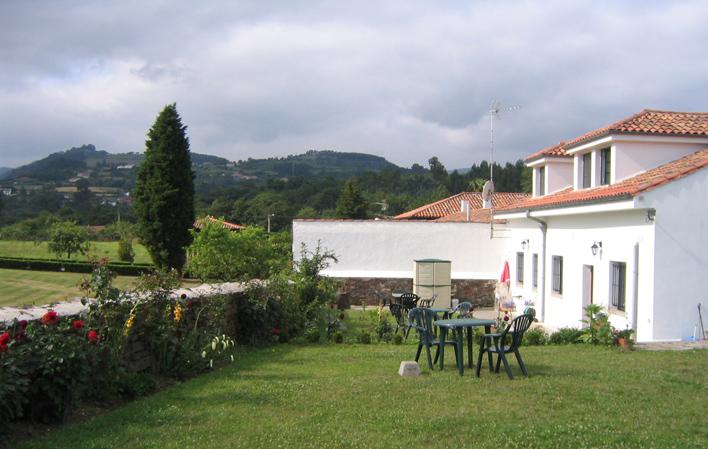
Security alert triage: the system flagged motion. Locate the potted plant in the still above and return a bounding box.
[614,328,634,350]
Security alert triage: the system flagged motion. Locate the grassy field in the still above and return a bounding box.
[0,240,152,265]
[0,269,200,308]
[13,315,708,448]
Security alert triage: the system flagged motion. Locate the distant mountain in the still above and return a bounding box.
[5,146,401,192]
[0,167,12,180]
[235,150,399,179]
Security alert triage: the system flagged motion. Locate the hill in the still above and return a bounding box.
[235,150,399,179]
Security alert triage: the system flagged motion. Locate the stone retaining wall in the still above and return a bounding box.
[333,277,496,307]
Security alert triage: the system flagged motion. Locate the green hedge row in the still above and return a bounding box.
[0,256,153,276]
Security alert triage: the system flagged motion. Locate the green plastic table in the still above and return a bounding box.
[434,318,496,375]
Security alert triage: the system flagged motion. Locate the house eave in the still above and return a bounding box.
[494,196,636,219]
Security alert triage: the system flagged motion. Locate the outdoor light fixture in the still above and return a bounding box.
[591,241,602,256]
[521,239,529,250]
[647,208,656,222]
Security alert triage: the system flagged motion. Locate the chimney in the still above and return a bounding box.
[460,200,471,221]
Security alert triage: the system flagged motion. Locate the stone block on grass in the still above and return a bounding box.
[398,361,421,377]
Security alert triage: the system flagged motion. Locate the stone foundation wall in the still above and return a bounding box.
[333,277,496,308]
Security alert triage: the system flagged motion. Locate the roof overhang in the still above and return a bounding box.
[566,134,708,155]
[526,157,574,168]
[494,198,636,220]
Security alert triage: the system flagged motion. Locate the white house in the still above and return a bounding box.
[494,109,708,342]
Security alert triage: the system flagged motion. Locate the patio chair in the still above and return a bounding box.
[408,307,461,371]
[476,313,534,379]
[399,292,419,312]
[453,301,474,318]
[418,298,434,308]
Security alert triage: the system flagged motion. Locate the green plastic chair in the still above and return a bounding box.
[476,313,534,379]
[408,307,460,371]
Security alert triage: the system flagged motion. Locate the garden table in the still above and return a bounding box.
[434,318,496,376]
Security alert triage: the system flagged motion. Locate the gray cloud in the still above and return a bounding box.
[0,0,706,169]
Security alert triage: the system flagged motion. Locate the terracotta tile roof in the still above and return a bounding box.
[525,110,708,162]
[566,109,708,149]
[194,215,243,230]
[394,192,530,219]
[524,142,571,162]
[433,209,506,224]
[498,148,708,212]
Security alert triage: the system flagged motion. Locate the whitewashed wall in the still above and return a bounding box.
[642,169,708,341]
[503,210,656,341]
[292,220,504,279]
[613,139,706,182]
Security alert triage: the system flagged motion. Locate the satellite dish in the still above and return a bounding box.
[482,180,494,202]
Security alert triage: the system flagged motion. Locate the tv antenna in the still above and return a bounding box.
[488,101,520,183]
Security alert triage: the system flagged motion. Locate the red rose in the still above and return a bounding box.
[72,319,84,330]
[180,293,187,300]
[87,329,99,343]
[18,320,28,330]
[0,331,10,352]
[41,310,59,326]
[272,327,281,335]
[503,314,510,322]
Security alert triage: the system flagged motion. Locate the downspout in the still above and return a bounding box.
[526,210,547,322]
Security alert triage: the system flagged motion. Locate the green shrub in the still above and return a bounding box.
[305,327,321,343]
[523,327,548,346]
[392,334,404,345]
[549,327,583,344]
[117,372,158,399]
[357,331,372,344]
[117,239,135,263]
[332,331,344,344]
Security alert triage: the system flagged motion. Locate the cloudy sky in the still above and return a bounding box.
[1,0,706,169]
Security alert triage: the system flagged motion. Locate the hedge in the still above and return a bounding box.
[0,256,153,276]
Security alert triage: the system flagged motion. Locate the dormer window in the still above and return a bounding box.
[600,148,611,185]
[537,166,545,196]
[581,153,592,188]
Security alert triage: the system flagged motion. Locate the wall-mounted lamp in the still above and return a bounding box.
[591,241,602,256]
[521,239,530,251]
[647,208,656,222]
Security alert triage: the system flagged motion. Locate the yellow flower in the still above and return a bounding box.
[174,303,182,322]
[123,313,136,336]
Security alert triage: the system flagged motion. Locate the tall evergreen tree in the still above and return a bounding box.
[336,180,368,219]
[133,103,195,271]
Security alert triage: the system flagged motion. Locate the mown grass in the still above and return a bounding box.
[14,312,708,449]
[0,240,152,265]
[0,269,199,308]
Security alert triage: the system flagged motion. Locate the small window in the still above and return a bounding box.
[552,256,563,294]
[516,252,524,285]
[600,148,611,185]
[582,153,592,188]
[532,253,538,288]
[538,167,545,196]
[610,261,626,312]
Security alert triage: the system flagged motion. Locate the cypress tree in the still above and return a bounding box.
[336,180,368,219]
[133,103,195,271]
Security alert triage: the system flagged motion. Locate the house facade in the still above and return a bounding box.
[495,110,708,342]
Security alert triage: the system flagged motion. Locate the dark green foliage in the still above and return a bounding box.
[356,331,372,344]
[0,256,152,275]
[523,327,549,345]
[549,327,584,344]
[116,372,158,399]
[133,104,195,271]
[336,179,368,219]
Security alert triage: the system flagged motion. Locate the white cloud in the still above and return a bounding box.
[0,0,706,169]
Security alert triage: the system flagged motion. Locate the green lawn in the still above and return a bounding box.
[0,269,199,308]
[0,240,152,265]
[14,330,708,448]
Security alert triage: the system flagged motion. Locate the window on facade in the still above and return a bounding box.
[582,153,592,188]
[552,256,563,294]
[538,166,545,196]
[532,253,538,288]
[516,252,524,285]
[610,261,626,312]
[600,148,611,186]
